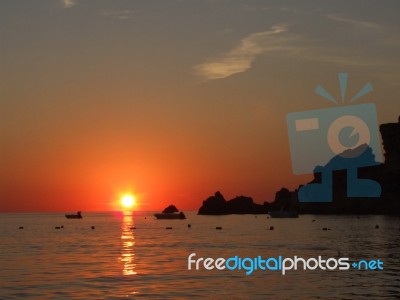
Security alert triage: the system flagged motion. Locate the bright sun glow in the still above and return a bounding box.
[121,194,135,209]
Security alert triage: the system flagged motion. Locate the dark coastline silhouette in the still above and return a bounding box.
[294,116,400,214]
[198,191,268,215]
[198,116,400,215]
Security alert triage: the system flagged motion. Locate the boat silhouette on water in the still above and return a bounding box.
[154,205,186,220]
[65,211,83,219]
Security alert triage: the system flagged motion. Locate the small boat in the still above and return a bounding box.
[154,205,186,219]
[269,210,298,218]
[65,211,83,219]
[154,212,186,220]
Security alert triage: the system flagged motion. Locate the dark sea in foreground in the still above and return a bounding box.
[1,212,399,299]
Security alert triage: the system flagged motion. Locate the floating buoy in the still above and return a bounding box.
[312,219,316,222]
[166,227,172,230]
[375,225,379,229]
[216,227,222,230]
[269,226,274,230]
[91,226,95,229]
[19,226,24,229]
[61,225,64,229]
[323,227,329,231]
[188,224,191,228]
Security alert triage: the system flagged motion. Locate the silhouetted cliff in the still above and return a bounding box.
[272,116,400,214]
[198,191,268,215]
[380,116,400,170]
[197,116,399,215]
[266,188,299,212]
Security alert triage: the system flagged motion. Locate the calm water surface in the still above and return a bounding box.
[0,212,399,299]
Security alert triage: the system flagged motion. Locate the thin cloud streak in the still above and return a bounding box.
[194,24,300,80]
[326,15,382,29]
[299,51,381,67]
[101,9,134,20]
[194,13,399,81]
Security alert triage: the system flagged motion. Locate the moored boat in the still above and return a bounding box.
[65,211,83,219]
[154,205,186,219]
[154,212,186,219]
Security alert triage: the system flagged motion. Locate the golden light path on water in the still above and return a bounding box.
[120,212,136,276]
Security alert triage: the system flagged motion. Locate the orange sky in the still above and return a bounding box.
[1,1,399,212]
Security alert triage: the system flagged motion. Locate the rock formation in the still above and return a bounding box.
[198,191,268,215]
[380,117,400,171]
[197,116,399,215]
[272,116,400,214]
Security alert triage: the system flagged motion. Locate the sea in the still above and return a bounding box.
[0,211,399,299]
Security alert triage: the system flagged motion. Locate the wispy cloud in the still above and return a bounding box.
[61,0,76,9]
[194,24,300,80]
[101,9,135,20]
[299,51,380,67]
[326,15,382,30]
[195,11,399,81]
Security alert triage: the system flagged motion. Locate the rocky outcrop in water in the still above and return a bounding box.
[198,191,268,215]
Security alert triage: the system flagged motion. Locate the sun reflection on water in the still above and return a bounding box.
[120,212,136,275]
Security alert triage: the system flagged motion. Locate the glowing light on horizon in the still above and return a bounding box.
[121,194,135,209]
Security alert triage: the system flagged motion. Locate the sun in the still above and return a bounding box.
[121,194,135,209]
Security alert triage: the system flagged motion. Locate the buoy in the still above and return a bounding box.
[269,226,274,230]
[61,225,64,229]
[312,219,316,222]
[216,227,222,230]
[19,226,24,229]
[166,227,172,230]
[323,227,328,231]
[188,224,191,228]
[375,225,379,229]
[91,226,95,229]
